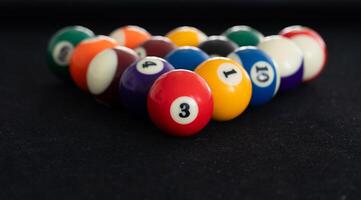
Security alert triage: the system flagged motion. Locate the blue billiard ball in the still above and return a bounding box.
[228,46,280,106]
[165,46,209,71]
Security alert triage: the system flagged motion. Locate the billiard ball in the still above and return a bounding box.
[110,25,151,49]
[165,26,207,47]
[119,57,174,115]
[87,46,138,104]
[165,46,209,71]
[47,26,94,81]
[223,25,264,47]
[134,36,176,58]
[147,70,213,136]
[280,25,327,82]
[195,57,252,121]
[70,35,118,91]
[258,35,303,92]
[228,47,280,106]
[198,35,238,57]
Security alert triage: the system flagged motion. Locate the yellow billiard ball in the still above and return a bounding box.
[195,57,252,121]
[165,26,207,47]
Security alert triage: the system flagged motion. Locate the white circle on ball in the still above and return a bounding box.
[170,96,199,125]
[250,61,275,88]
[87,49,118,95]
[217,63,242,86]
[52,41,74,66]
[136,57,164,75]
[135,47,147,58]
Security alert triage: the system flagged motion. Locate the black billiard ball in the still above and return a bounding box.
[198,35,238,57]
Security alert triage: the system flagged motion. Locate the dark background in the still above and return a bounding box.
[1,0,361,200]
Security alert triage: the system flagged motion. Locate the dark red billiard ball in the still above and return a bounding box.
[147,70,213,137]
[134,36,176,58]
[87,46,139,104]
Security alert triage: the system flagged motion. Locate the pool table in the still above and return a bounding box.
[1,1,361,199]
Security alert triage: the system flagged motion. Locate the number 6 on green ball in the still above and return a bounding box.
[47,26,94,81]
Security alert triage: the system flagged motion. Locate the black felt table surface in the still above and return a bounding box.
[1,12,361,200]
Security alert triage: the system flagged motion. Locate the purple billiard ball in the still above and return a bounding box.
[119,56,174,115]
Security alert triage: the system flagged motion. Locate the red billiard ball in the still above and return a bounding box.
[134,36,176,58]
[147,70,213,137]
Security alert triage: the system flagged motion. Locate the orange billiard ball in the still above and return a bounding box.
[110,25,151,49]
[69,35,118,91]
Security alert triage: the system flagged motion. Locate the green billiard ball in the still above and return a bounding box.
[47,26,94,81]
[222,25,264,47]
